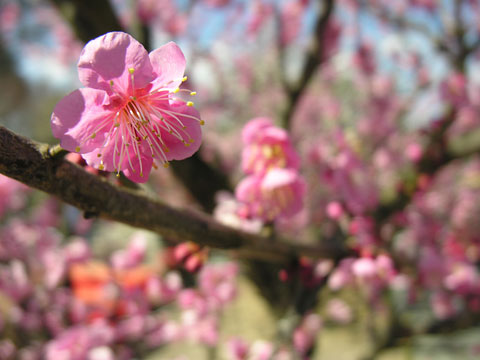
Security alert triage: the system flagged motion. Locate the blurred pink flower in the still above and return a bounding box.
[213,191,263,233]
[326,298,353,324]
[352,257,377,279]
[203,0,232,7]
[236,168,306,221]
[326,201,344,219]
[241,117,300,174]
[0,175,27,218]
[199,262,238,306]
[280,0,309,46]
[444,263,479,295]
[406,143,423,163]
[111,232,147,270]
[293,313,322,355]
[45,322,115,360]
[430,291,456,320]
[328,258,354,291]
[226,337,249,360]
[51,32,203,182]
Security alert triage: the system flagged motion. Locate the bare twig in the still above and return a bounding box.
[281,0,335,129]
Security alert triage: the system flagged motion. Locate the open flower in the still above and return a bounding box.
[51,32,203,182]
[235,168,306,221]
[241,117,300,174]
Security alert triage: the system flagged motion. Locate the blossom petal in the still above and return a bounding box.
[78,32,154,93]
[149,42,186,90]
[161,103,202,161]
[241,117,274,144]
[81,137,117,172]
[82,133,153,183]
[122,151,153,183]
[51,88,112,153]
[235,174,261,203]
[261,168,306,217]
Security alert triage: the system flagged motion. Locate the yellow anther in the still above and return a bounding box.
[199,120,205,125]
[163,162,170,168]
[152,163,158,170]
[114,123,120,127]
[116,173,120,178]
[164,147,170,153]
[128,68,135,74]
[173,88,180,94]
[190,91,197,96]
[184,142,190,147]
[75,146,80,152]
[140,172,143,177]
[109,80,114,86]
[97,154,101,158]
[143,135,148,140]
[182,76,188,82]
[187,101,194,107]
[262,145,273,159]
[182,126,187,130]
[99,164,104,171]
[91,133,96,139]
[189,138,194,143]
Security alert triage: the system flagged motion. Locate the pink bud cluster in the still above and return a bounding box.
[235,117,306,222]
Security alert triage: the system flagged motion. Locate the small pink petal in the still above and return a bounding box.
[163,103,202,161]
[51,88,111,153]
[78,32,154,93]
[261,167,297,189]
[241,117,274,144]
[149,42,186,90]
[123,151,154,183]
[235,175,261,203]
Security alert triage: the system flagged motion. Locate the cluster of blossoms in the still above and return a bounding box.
[51,32,203,183]
[0,175,239,359]
[224,312,322,360]
[235,117,306,222]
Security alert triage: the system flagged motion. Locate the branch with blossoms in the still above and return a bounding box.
[0,126,346,263]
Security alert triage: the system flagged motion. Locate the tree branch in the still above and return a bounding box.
[0,126,347,264]
[281,0,335,129]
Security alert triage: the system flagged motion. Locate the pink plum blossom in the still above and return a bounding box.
[326,298,353,324]
[293,313,322,355]
[203,0,232,7]
[0,175,28,218]
[326,201,344,219]
[236,168,306,221]
[226,337,249,360]
[45,322,115,360]
[51,32,203,183]
[280,0,309,46]
[241,117,300,174]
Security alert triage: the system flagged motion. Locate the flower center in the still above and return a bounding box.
[74,68,204,179]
